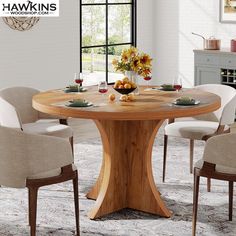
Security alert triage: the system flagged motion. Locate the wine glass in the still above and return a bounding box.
[173,76,182,92]
[74,73,83,87]
[98,81,108,96]
[144,74,152,90]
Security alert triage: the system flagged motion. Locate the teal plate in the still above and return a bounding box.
[66,101,93,107]
[64,87,87,93]
[173,100,200,106]
[158,87,176,91]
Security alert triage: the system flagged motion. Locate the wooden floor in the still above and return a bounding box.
[69,118,236,143]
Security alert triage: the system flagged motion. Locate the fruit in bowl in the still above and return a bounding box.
[113,77,137,95]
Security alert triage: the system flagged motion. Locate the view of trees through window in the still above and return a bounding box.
[80,0,136,84]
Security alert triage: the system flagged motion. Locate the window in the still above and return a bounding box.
[80,0,137,84]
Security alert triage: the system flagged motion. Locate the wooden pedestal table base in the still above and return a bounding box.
[86,119,171,219]
[32,86,221,220]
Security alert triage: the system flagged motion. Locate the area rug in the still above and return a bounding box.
[0,127,235,236]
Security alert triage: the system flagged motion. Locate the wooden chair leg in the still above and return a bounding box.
[192,170,200,236]
[59,118,68,125]
[163,134,168,182]
[190,140,194,174]
[229,181,234,221]
[207,178,211,192]
[28,186,39,236]
[28,188,31,226]
[73,171,80,236]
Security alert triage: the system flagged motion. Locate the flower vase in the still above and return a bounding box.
[125,71,139,95]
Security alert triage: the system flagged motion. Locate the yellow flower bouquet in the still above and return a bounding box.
[112,47,152,77]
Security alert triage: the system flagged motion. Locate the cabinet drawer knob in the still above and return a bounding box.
[229,60,232,63]
[207,58,210,62]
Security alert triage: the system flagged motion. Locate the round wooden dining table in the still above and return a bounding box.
[33,86,221,219]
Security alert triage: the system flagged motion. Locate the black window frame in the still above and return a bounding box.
[80,0,137,84]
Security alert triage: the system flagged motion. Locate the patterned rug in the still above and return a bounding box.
[0,126,235,236]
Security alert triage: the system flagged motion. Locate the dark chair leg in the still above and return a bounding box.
[163,135,168,182]
[207,178,211,192]
[28,186,39,236]
[192,170,200,236]
[59,118,68,125]
[229,181,234,221]
[28,188,31,226]
[190,140,194,174]
[73,171,80,236]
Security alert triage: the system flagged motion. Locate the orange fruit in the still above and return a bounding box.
[109,94,116,102]
[124,83,131,89]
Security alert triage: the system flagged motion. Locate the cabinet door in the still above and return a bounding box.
[195,66,221,86]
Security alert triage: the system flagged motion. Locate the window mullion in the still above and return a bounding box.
[80,1,82,73]
[80,0,137,84]
[106,0,109,83]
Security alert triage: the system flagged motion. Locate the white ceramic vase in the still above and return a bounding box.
[125,71,139,95]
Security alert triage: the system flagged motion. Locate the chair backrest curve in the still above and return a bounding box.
[0,97,22,129]
[0,125,73,188]
[0,87,40,124]
[196,84,236,125]
[203,133,236,168]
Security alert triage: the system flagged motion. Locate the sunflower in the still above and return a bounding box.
[112,47,152,77]
[140,53,152,66]
[121,50,129,62]
[131,57,141,72]
[127,47,138,58]
[140,68,151,77]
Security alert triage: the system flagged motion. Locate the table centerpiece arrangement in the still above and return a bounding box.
[112,47,152,95]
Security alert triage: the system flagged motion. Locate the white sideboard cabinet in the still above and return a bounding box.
[194,49,236,88]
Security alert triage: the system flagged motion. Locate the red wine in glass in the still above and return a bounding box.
[144,75,152,90]
[144,76,152,81]
[173,76,182,92]
[174,84,182,91]
[98,81,108,96]
[74,73,83,86]
[99,88,108,94]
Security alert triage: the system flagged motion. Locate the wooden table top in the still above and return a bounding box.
[33,86,221,120]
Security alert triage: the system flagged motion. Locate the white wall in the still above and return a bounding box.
[137,0,155,56]
[0,0,154,89]
[4,0,231,90]
[0,0,79,90]
[153,0,236,87]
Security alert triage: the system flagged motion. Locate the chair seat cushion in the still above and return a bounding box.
[28,164,77,179]
[22,122,73,139]
[195,160,236,175]
[165,121,228,140]
[36,119,60,124]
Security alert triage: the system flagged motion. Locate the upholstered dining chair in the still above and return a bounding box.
[0,87,73,147]
[162,84,236,188]
[192,133,236,236]
[0,125,79,236]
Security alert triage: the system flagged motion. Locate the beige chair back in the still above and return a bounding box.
[196,84,236,125]
[0,87,40,124]
[0,126,73,188]
[203,133,236,169]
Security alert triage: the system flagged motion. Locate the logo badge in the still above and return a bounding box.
[0,0,59,17]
